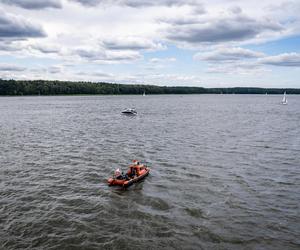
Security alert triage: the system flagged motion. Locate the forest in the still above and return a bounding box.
[1,79,299,95]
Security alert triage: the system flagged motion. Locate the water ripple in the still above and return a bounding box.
[0,95,300,249]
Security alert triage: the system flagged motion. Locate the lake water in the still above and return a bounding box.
[0,95,299,250]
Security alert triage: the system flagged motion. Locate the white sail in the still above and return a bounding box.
[281,91,288,104]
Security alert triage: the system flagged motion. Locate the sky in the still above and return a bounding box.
[0,0,300,88]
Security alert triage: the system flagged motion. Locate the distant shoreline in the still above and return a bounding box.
[1,79,300,95]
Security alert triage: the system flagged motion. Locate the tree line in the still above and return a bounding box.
[0,79,299,95]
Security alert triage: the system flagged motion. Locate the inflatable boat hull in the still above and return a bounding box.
[108,167,150,188]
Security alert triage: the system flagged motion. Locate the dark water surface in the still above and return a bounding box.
[0,95,299,250]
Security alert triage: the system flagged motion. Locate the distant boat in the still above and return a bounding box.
[122,108,137,115]
[281,91,288,105]
[143,91,146,96]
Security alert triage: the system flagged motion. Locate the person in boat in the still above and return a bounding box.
[127,166,136,178]
[114,168,125,180]
[126,161,139,178]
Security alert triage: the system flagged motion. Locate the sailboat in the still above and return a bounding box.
[281,91,288,105]
[143,91,146,96]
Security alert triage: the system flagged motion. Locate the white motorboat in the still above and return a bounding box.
[121,108,137,115]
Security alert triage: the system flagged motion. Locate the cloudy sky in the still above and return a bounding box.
[0,0,300,87]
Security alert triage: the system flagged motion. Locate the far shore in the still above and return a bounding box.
[1,79,300,96]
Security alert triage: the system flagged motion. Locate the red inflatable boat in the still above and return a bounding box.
[108,161,150,188]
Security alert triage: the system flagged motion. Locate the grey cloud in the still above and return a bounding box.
[70,0,199,7]
[121,0,198,8]
[229,6,242,14]
[0,64,26,71]
[195,47,264,62]
[0,11,46,39]
[105,52,142,61]
[206,62,265,74]
[30,44,60,54]
[76,48,142,62]
[104,41,150,51]
[266,1,300,14]
[76,71,114,78]
[2,0,62,9]
[259,53,300,67]
[48,66,62,74]
[158,3,206,25]
[159,16,201,26]
[92,72,114,77]
[166,15,283,44]
[190,5,206,15]
[70,0,101,6]
[74,71,115,82]
[102,38,163,51]
[0,42,22,51]
[30,68,47,74]
[76,48,106,60]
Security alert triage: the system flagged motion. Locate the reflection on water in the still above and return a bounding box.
[0,95,300,249]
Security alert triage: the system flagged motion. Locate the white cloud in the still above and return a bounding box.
[2,0,62,9]
[149,57,176,63]
[195,47,264,62]
[102,37,165,51]
[48,65,63,74]
[70,0,201,8]
[29,43,61,54]
[0,0,299,87]
[206,61,270,75]
[0,41,23,51]
[0,63,26,72]
[259,52,300,67]
[75,47,142,63]
[165,12,283,45]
